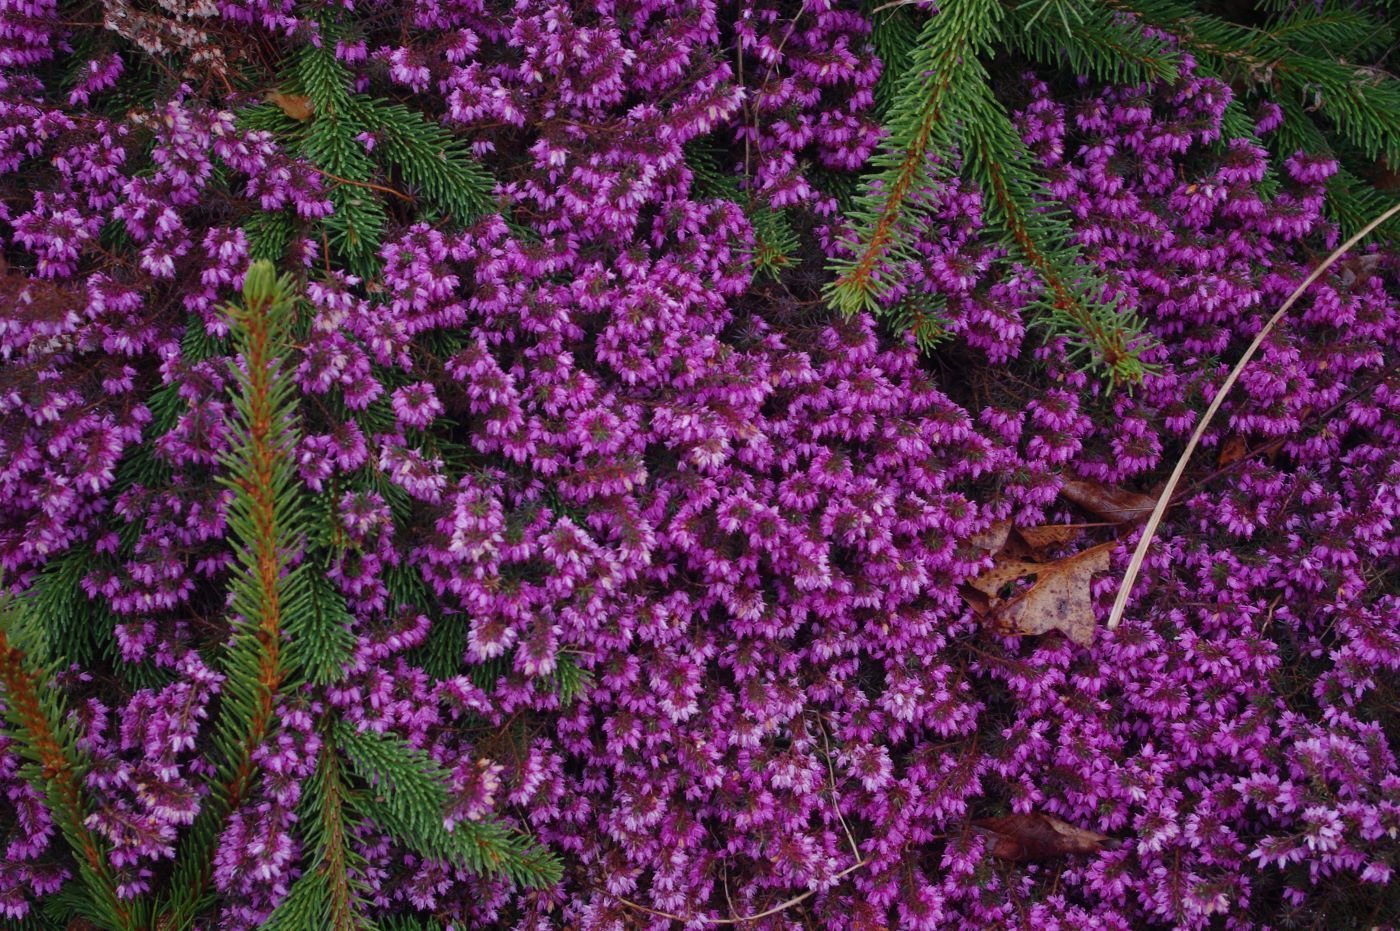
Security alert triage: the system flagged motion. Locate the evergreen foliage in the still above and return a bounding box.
[260,746,368,931]
[0,265,559,928]
[243,38,498,279]
[0,598,133,931]
[838,0,1400,378]
[336,724,562,888]
[161,261,309,927]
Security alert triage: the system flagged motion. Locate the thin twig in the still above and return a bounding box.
[815,715,861,863]
[311,167,414,202]
[1106,200,1400,630]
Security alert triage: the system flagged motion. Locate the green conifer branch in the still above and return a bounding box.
[866,2,923,118]
[335,723,563,889]
[1266,2,1393,58]
[0,598,132,931]
[1269,96,1400,243]
[274,29,498,280]
[295,45,388,280]
[684,143,801,279]
[1108,0,1400,166]
[263,740,369,931]
[290,575,356,687]
[1006,0,1181,86]
[958,66,1147,382]
[353,98,496,222]
[841,0,1398,373]
[827,0,1002,317]
[245,209,296,265]
[163,261,308,927]
[834,1,1151,381]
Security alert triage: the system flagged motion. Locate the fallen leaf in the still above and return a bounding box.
[969,520,1012,553]
[1060,479,1156,524]
[1217,435,1247,468]
[1014,523,1083,553]
[265,91,314,121]
[968,542,1116,646]
[1336,252,1383,287]
[968,556,1044,600]
[973,812,1114,861]
[959,583,991,616]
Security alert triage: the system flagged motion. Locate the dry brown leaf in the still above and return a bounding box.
[1336,252,1383,287]
[1014,523,1083,553]
[266,91,314,121]
[968,542,1115,646]
[967,557,1040,599]
[969,520,1012,554]
[1060,479,1155,524]
[959,583,991,616]
[1217,435,1247,467]
[973,813,1113,861]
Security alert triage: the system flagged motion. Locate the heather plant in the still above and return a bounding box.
[0,0,1398,928]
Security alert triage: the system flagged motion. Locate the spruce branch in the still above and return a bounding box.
[269,39,497,279]
[162,261,308,927]
[1270,94,1400,243]
[335,723,563,889]
[1005,0,1181,86]
[294,44,387,280]
[354,98,496,222]
[833,0,1152,382]
[684,143,801,280]
[865,1,922,118]
[289,575,355,688]
[0,598,132,931]
[827,0,1002,317]
[957,66,1147,383]
[263,740,368,931]
[840,0,1398,372]
[1108,0,1400,166]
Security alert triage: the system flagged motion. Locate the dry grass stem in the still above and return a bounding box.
[1106,200,1400,630]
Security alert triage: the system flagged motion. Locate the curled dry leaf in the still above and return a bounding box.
[967,541,1115,646]
[265,91,314,121]
[1060,478,1156,523]
[1217,434,1247,468]
[970,520,1082,558]
[1014,523,1084,553]
[969,519,1012,553]
[973,812,1115,861]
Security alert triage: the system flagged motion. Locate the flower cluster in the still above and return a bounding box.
[0,0,1397,928]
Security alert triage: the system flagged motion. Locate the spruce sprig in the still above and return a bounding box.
[261,741,369,931]
[295,44,389,280]
[1103,0,1400,240]
[0,597,135,931]
[839,0,1400,377]
[336,723,564,889]
[270,41,496,279]
[833,0,1154,384]
[958,63,1148,381]
[162,260,311,927]
[828,0,1000,319]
